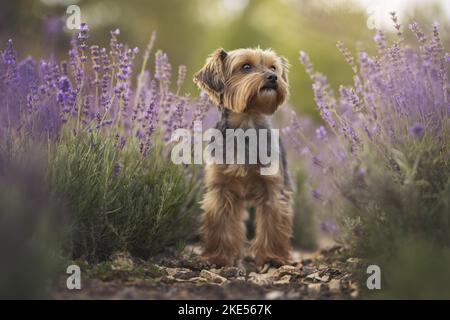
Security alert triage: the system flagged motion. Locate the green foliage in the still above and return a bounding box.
[354,239,450,299]
[292,170,318,250]
[341,125,450,257]
[79,260,163,282]
[340,127,450,298]
[49,133,201,262]
[296,16,450,297]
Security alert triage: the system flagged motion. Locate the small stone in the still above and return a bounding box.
[301,266,317,275]
[199,269,227,284]
[248,272,273,285]
[165,267,189,277]
[273,265,302,278]
[266,267,278,277]
[219,266,243,279]
[306,271,330,283]
[174,270,199,280]
[320,275,330,282]
[306,271,319,279]
[274,274,291,285]
[188,276,208,283]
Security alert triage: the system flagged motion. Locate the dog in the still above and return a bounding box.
[193,48,293,266]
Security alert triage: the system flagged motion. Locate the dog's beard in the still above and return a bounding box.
[248,89,279,114]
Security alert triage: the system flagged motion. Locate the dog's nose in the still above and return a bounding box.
[266,73,278,83]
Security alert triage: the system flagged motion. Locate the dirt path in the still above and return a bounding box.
[53,244,359,300]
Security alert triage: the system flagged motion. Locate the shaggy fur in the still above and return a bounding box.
[194,48,293,266]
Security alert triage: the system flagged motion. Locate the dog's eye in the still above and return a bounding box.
[241,63,252,71]
[270,66,276,71]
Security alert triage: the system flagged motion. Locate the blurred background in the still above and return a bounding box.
[1,0,449,118]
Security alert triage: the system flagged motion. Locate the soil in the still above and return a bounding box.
[52,244,360,300]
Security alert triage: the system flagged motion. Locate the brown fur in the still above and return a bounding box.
[194,48,293,266]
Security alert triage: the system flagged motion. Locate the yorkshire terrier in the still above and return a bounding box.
[193,48,293,266]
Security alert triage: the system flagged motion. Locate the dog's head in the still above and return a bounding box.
[194,48,289,114]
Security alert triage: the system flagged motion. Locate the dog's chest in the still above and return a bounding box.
[216,112,277,160]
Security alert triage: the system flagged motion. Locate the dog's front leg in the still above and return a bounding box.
[251,182,293,266]
[200,168,246,266]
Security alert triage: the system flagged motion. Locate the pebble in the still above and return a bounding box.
[273,275,291,285]
[273,265,302,278]
[301,265,317,275]
[199,269,228,284]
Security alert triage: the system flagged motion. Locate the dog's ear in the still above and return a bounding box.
[193,48,227,105]
[278,55,289,83]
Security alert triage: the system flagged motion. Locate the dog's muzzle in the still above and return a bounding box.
[262,72,278,90]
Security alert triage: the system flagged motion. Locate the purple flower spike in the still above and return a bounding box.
[320,220,338,235]
[312,188,323,201]
[315,126,327,140]
[409,123,425,139]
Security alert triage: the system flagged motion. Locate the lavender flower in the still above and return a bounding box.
[111,162,123,178]
[315,126,327,140]
[312,188,322,201]
[90,45,101,75]
[374,30,387,52]
[3,39,19,85]
[320,220,338,235]
[78,23,89,63]
[293,17,449,241]
[155,50,172,89]
[0,25,198,150]
[409,22,426,44]
[409,122,425,139]
[176,65,187,93]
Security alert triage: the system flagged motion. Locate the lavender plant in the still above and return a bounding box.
[290,15,449,297]
[0,25,217,261]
